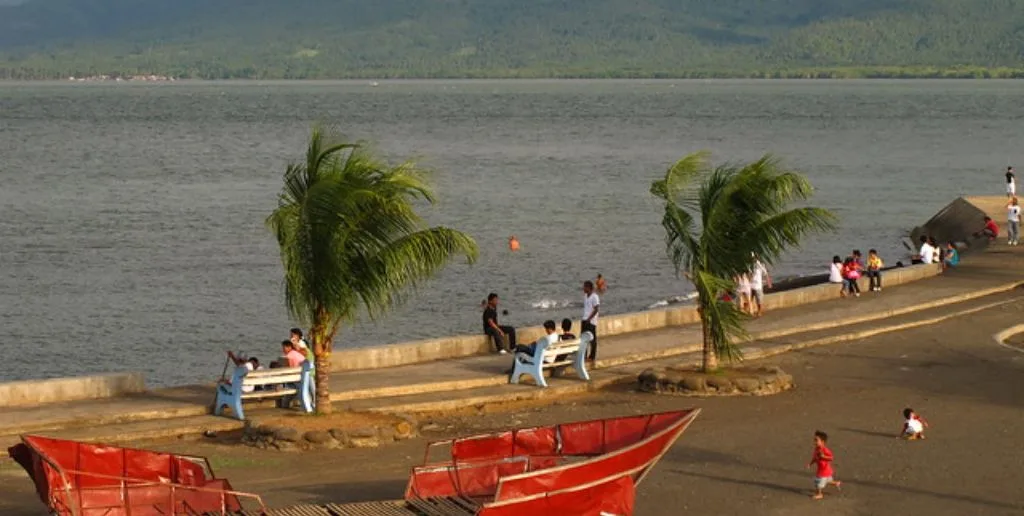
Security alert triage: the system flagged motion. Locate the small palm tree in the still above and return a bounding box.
[267,126,478,413]
[650,152,836,371]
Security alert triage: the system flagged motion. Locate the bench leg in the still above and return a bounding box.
[574,353,591,381]
[509,359,523,384]
[213,390,227,417]
[230,395,245,421]
[532,364,548,388]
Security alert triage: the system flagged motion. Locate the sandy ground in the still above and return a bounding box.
[3,298,1023,516]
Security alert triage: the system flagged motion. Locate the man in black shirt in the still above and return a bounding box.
[482,293,516,354]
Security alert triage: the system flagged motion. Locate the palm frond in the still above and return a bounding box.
[650,151,836,371]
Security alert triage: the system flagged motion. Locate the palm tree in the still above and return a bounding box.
[650,152,836,372]
[267,126,478,414]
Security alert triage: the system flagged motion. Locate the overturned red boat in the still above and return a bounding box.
[8,409,699,515]
[403,409,700,515]
[7,435,266,515]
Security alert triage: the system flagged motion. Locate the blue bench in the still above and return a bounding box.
[509,332,592,388]
[214,361,314,420]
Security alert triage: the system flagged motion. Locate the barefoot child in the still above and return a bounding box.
[900,408,929,440]
[807,430,841,500]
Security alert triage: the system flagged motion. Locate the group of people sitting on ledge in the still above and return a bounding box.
[482,280,601,363]
[829,249,886,298]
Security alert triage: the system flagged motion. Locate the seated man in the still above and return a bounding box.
[483,293,517,354]
[225,352,262,393]
[281,340,307,367]
[558,318,576,341]
[514,320,559,357]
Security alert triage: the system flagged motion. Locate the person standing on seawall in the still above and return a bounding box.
[750,255,772,317]
[1007,167,1017,198]
[1008,197,1020,246]
[581,280,600,363]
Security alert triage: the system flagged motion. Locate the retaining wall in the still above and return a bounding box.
[332,262,942,372]
[0,372,146,408]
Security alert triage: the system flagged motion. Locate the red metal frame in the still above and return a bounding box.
[405,409,700,515]
[8,435,267,516]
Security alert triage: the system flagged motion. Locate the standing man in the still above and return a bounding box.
[1007,167,1016,198]
[483,293,516,354]
[750,256,772,317]
[1008,197,1020,246]
[581,281,600,362]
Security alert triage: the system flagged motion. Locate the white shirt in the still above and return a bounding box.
[736,274,752,294]
[750,261,768,290]
[241,362,255,393]
[828,263,843,283]
[582,292,600,323]
[1009,205,1021,222]
[905,417,923,434]
[919,243,935,264]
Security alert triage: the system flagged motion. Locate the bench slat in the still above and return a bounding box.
[242,374,303,386]
[240,388,298,399]
[246,367,303,377]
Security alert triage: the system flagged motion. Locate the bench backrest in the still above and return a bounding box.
[225,361,312,392]
[536,332,593,358]
[242,367,304,386]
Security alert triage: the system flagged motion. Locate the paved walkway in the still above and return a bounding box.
[1,197,1021,443]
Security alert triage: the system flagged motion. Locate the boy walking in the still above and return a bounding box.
[807,430,841,500]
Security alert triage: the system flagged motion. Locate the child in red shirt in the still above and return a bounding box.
[807,430,841,500]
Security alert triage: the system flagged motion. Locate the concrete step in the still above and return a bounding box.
[0,414,244,450]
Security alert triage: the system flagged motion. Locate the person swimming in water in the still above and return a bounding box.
[595,273,607,294]
[508,235,520,252]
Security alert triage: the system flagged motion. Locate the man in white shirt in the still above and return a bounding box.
[581,280,600,362]
[914,235,935,265]
[750,257,771,317]
[514,320,559,357]
[1008,197,1020,246]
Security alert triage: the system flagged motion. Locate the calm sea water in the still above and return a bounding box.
[0,79,1016,386]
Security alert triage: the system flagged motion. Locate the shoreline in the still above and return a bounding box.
[4,76,1024,84]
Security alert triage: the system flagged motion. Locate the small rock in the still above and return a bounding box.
[350,427,378,439]
[329,428,351,446]
[378,425,396,442]
[303,430,334,445]
[705,376,734,392]
[244,418,262,430]
[734,378,761,393]
[273,440,298,451]
[393,421,416,441]
[310,439,341,450]
[274,427,301,442]
[349,434,381,448]
[682,376,706,392]
[256,425,279,436]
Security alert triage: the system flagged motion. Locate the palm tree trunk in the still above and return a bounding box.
[701,319,718,372]
[314,350,331,414]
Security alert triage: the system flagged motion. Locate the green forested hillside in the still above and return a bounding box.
[2,0,1024,79]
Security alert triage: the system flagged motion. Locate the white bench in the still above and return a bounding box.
[213,361,314,420]
[509,332,592,388]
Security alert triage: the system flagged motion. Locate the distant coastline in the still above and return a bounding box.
[5,66,1024,82]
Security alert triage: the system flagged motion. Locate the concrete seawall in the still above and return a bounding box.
[331,262,943,372]
[0,373,146,408]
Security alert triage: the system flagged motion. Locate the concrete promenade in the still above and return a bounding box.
[1,196,1021,447]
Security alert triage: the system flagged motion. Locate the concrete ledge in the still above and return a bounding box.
[332,263,943,373]
[0,372,146,408]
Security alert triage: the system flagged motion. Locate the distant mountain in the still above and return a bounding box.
[2,0,1024,79]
